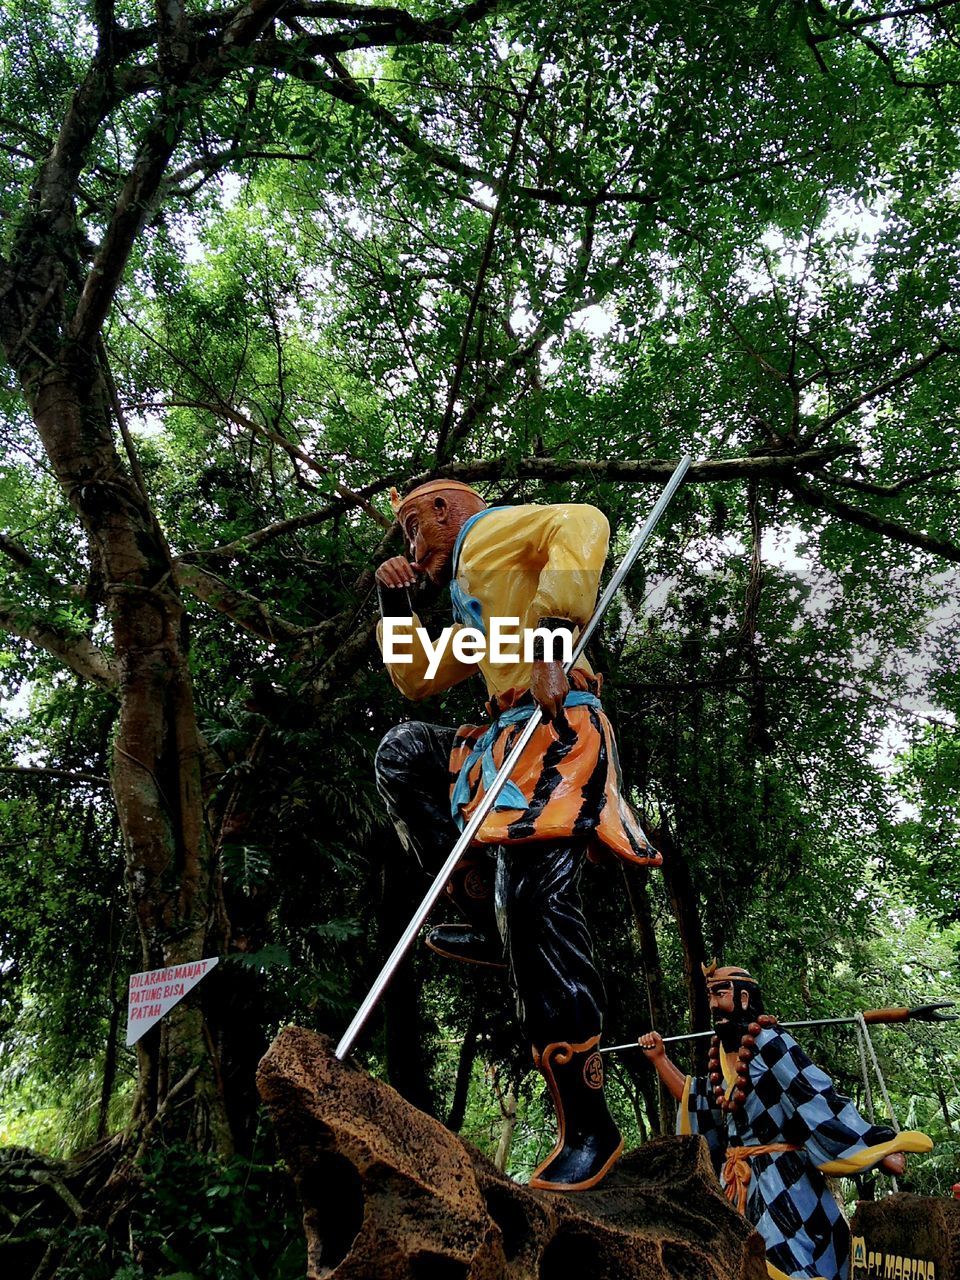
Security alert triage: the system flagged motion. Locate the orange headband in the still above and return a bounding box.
[702,959,758,986]
[389,479,484,520]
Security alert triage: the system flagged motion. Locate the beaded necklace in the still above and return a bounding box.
[707,1013,778,1115]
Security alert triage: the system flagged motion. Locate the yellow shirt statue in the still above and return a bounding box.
[378,502,660,867]
[373,480,650,1193]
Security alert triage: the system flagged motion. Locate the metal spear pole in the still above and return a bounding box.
[336,454,693,1060]
[603,1019,867,1055]
[600,1002,957,1055]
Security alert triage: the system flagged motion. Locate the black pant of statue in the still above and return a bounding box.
[375,721,623,1190]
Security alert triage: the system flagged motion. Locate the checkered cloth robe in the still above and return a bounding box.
[679,1028,897,1280]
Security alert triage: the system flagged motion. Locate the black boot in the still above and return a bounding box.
[528,1034,623,1191]
[425,854,506,969]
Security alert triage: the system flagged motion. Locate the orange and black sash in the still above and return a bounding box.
[448,670,661,867]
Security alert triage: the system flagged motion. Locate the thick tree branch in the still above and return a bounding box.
[0,534,40,574]
[31,75,116,241]
[411,446,857,489]
[94,0,117,61]
[174,561,309,642]
[0,601,117,687]
[108,0,503,97]
[0,765,111,787]
[0,68,118,362]
[115,0,501,57]
[822,1,960,30]
[156,0,191,75]
[70,2,296,348]
[0,140,40,163]
[69,112,187,346]
[822,464,960,497]
[784,474,960,563]
[182,445,856,561]
[0,531,88,601]
[286,0,502,29]
[802,342,956,444]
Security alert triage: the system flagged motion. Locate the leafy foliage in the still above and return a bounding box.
[34,1143,305,1280]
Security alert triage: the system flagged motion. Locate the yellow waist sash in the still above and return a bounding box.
[722,1143,799,1214]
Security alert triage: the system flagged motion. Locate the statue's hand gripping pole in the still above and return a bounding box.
[336,455,692,1062]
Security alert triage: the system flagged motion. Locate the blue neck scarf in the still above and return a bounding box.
[448,505,511,635]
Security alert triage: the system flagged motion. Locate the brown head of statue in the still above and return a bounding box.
[383,480,487,589]
[703,960,767,1052]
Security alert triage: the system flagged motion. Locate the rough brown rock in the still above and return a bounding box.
[850,1193,960,1279]
[257,1026,768,1280]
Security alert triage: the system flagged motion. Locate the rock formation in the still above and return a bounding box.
[257,1026,768,1280]
[850,1192,960,1278]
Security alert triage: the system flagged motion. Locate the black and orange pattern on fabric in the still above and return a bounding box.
[448,670,661,866]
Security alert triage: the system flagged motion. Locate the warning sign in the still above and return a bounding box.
[126,958,219,1046]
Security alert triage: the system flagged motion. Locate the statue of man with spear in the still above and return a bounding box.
[372,478,664,1191]
[639,962,934,1280]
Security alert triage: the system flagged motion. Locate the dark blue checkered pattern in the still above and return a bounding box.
[682,1029,895,1280]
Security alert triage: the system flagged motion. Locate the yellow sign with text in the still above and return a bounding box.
[850,1237,937,1280]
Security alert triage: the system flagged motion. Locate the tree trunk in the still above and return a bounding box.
[30,363,232,1152]
[446,1015,480,1132]
[612,1060,649,1142]
[97,978,123,1142]
[929,1051,956,1135]
[493,1079,517,1173]
[655,822,711,1074]
[380,858,439,1116]
[620,864,675,1132]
